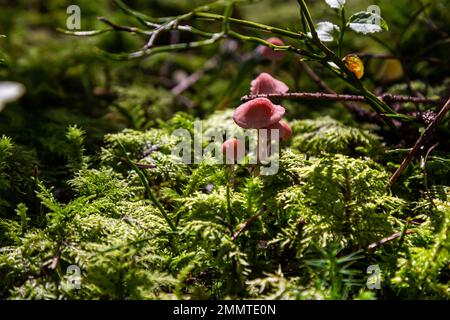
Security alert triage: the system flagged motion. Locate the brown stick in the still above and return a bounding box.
[368,230,416,250]
[298,60,334,93]
[98,17,150,34]
[241,92,442,105]
[231,211,261,241]
[171,56,219,95]
[389,97,450,186]
[49,244,62,270]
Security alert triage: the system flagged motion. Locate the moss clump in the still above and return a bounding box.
[290,117,383,157]
[1,111,448,299]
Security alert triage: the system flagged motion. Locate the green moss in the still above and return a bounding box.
[290,117,383,157]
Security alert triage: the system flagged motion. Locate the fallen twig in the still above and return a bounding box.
[368,230,416,250]
[171,56,219,95]
[97,17,152,35]
[49,243,63,270]
[241,92,442,105]
[231,211,261,241]
[389,97,450,186]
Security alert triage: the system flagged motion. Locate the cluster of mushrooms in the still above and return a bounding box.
[222,37,292,164]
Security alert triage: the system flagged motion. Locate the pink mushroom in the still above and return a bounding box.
[250,73,289,95]
[233,98,285,129]
[265,120,292,142]
[222,138,244,163]
[258,37,286,61]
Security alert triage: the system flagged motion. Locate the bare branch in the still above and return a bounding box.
[232,212,261,241]
[97,17,152,35]
[241,92,442,105]
[389,97,450,186]
[368,230,416,250]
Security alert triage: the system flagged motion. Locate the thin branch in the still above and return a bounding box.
[57,28,113,36]
[227,31,322,60]
[102,33,224,60]
[389,97,450,186]
[194,11,309,41]
[241,92,442,105]
[368,230,416,250]
[97,17,152,35]
[231,211,261,241]
[171,56,219,95]
[297,0,318,40]
[49,242,63,270]
[114,0,166,25]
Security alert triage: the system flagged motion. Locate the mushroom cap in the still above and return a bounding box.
[233,98,285,129]
[265,120,292,141]
[258,37,286,61]
[222,138,244,162]
[250,73,289,95]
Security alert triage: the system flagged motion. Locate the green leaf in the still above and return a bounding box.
[347,11,388,34]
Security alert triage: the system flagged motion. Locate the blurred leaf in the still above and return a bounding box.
[309,21,340,42]
[0,82,26,112]
[348,11,388,34]
[324,0,346,10]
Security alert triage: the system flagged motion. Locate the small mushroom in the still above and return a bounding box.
[222,139,244,218]
[233,98,285,129]
[261,120,292,164]
[222,138,244,163]
[258,37,286,61]
[265,120,292,142]
[234,98,286,167]
[250,73,289,95]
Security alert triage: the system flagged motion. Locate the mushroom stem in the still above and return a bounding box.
[256,128,260,163]
[270,60,276,75]
[225,165,234,226]
[254,129,262,177]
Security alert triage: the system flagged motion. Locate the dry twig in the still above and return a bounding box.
[241,92,442,105]
[389,97,450,186]
[368,230,416,250]
[232,212,261,241]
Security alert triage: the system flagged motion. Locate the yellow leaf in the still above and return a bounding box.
[343,54,364,79]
